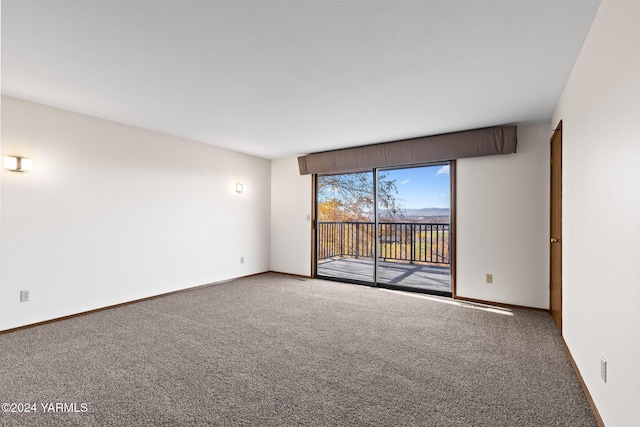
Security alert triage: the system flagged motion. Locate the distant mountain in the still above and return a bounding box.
[401,208,450,218]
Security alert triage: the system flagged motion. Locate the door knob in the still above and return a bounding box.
[550,238,560,243]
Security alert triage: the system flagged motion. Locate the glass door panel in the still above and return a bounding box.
[377,165,452,294]
[316,172,375,284]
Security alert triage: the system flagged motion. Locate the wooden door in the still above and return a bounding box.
[550,121,563,332]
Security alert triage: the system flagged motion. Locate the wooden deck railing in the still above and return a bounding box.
[318,221,450,265]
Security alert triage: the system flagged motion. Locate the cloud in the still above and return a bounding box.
[401,179,411,185]
[436,165,450,176]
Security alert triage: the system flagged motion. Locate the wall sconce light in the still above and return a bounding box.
[4,156,33,172]
[235,183,244,193]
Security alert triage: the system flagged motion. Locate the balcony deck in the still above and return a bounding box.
[317,257,451,293]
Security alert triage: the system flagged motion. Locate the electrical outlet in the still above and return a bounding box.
[600,356,607,383]
[240,257,245,264]
[486,274,493,284]
[20,290,30,302]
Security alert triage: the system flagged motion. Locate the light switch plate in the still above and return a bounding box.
[20,290,30,302]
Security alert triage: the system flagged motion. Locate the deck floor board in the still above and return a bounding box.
[317,258,451,293]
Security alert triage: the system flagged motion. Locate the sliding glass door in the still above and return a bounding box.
[376,165,451,294]
[316,163,452,296]
[316,171,375,284]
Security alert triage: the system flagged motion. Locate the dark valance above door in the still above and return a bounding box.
[298,125,517,175]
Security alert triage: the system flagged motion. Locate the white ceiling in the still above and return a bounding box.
[2,0,600,159]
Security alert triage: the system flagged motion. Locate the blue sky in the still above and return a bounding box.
[381,164,450,209]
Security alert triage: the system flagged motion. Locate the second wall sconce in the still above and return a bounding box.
[4,156,33,172]
[236,183,244,193]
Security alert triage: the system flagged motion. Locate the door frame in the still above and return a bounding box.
[312,161,456,298]
[550,121,563,332]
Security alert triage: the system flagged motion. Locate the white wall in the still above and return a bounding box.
[270,157,312,276]
[1,96,271,331]
[552,1,640,425]
[456,123,550,308]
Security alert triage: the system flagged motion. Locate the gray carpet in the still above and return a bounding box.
[0,273,596,426]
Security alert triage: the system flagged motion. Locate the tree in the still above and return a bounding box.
[317,172,401,222]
